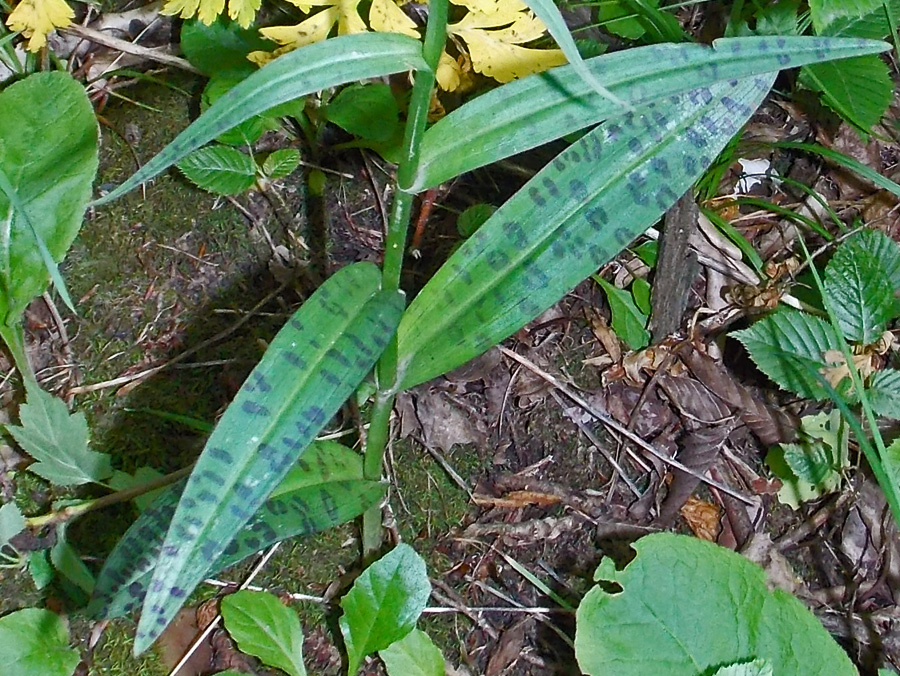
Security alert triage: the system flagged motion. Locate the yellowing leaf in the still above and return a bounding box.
[437,50,463,90]
[6,0,73,51]
[369,0,419,38]
[261,8,340,49]
[449,6,566,84]
[228,0,262,29]
[451,0,528,14]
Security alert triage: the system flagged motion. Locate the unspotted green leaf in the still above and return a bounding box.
[800,54,892,132]
[5,385,112,486]
[221,590,306,676]
[263,149,301,179]
[380,628,444,676]
[595,276,650,351]
[574,533,856,675]
[0,608,80,676]
[324,83,399,144]
[0,501,24,548]
[868,369,900,420]
[178,146,257,196]
[714,659,774,676]
[340,544,431,675]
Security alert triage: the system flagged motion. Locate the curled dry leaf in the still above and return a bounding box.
[679,495,722,542]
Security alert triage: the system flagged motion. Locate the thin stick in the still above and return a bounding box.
[63,24,200,74]
[497,346,755,505]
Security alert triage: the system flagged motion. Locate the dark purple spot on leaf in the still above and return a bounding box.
[569,180,588,202]
[650,157,671,178]
[209,447,233,464]
[242,401,269,416]
[529,187,546,207]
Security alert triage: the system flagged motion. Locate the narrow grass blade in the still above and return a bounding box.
[92,33,426,206]
[134,263,403,653]
[408,36,887,191]
[395,76,774,391]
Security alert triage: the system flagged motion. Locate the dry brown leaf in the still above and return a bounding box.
[679,495,721,542]
[472,490,562,508]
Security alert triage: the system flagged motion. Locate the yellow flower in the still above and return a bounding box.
[6,0,74,52]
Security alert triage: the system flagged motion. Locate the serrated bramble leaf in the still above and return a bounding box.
[847,228,900,289]
[340,544,431,675]
[380,628,444,676]
[135,263,403,653]
[809,0,883,33]
[5,385,112,486]
[575,533,857,675]
[868,369,900,420]
[800,54,892,131]
[90,440,384,620]
[824,230,899,344]
[91,33,427,206]
[181,18,274,76]
[178,146,257,196]
[714,660,774,676]
[396,77,773,390]
[222,590,306,676]
[731,310,845,400]
[0,608,80,676]
[262,149,301,179]
[410,36,889,191]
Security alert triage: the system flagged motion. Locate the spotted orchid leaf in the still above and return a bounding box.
[133,263,403,654]
[89,440,383,620]
[91,33,426,206]
[407,35,888,192]
[395,77,773,391]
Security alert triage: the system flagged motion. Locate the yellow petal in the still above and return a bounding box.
[436,50,461,90]
[369,0,419,37]
[456,27,566,82]
[7,0,73,51]
[228,0,261,28]
[260,7,339,48]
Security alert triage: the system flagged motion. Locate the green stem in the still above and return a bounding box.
[361,0,448,559]
[0,323,37,387]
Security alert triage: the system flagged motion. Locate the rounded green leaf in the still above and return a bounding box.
[339,544,431,675]
[324,83,399,144]
[0,72,98,325]
[574,533,856,675]
[380,628,444,676]
[0,608,80,676]
[222,590,306,676]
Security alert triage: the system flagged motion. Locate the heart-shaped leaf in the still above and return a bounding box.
[0,71,98,324]
[92,33,426,206]
[89,440,383,620]
[408,36,888,191]
[135,263,403,653]
[395,76,773,391]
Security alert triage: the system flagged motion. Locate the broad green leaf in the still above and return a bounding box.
[180,18,274,76]
[91,33,427,206]
[841,227,900,289]
[396,77,773,391]
[714,660,774,676]
[868,369,900,420]
[339,544,431,675]
[731,309,845,400]
[631,276,651,315]
[0,501,24,548]
[89,440,383,620]
[28,550,54,590]
[5,384,112,486]
[457,204,496,238]
[263,149,301,179]
[574,533,857,675]
[823,0,900,38]
[202,72,277,146]
[178,146,257,195]
[809,0,883,33]
[380,629,444,676]
[595,276,649,351]
[824,229,899,343]
[0,71,98,324]
[409,36,889,191]
[0,608,80,676]
[598,0,649,40]
[51,523,94,595]
[324,83,400,144]
[221,590,306,676]
[135,263,403,653]
[885,436,900,491]
[800,54,892,131]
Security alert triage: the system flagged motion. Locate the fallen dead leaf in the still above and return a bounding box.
[679,495,721,542]
[472,490,562,509]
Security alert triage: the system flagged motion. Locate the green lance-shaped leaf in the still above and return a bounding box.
[91,33,427,206]
[395,76,773,391]
[408,36,888,192]
[340,544,431,675]
[89,440,383,620]
[134,263,403,654]
[0,71,98,324]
